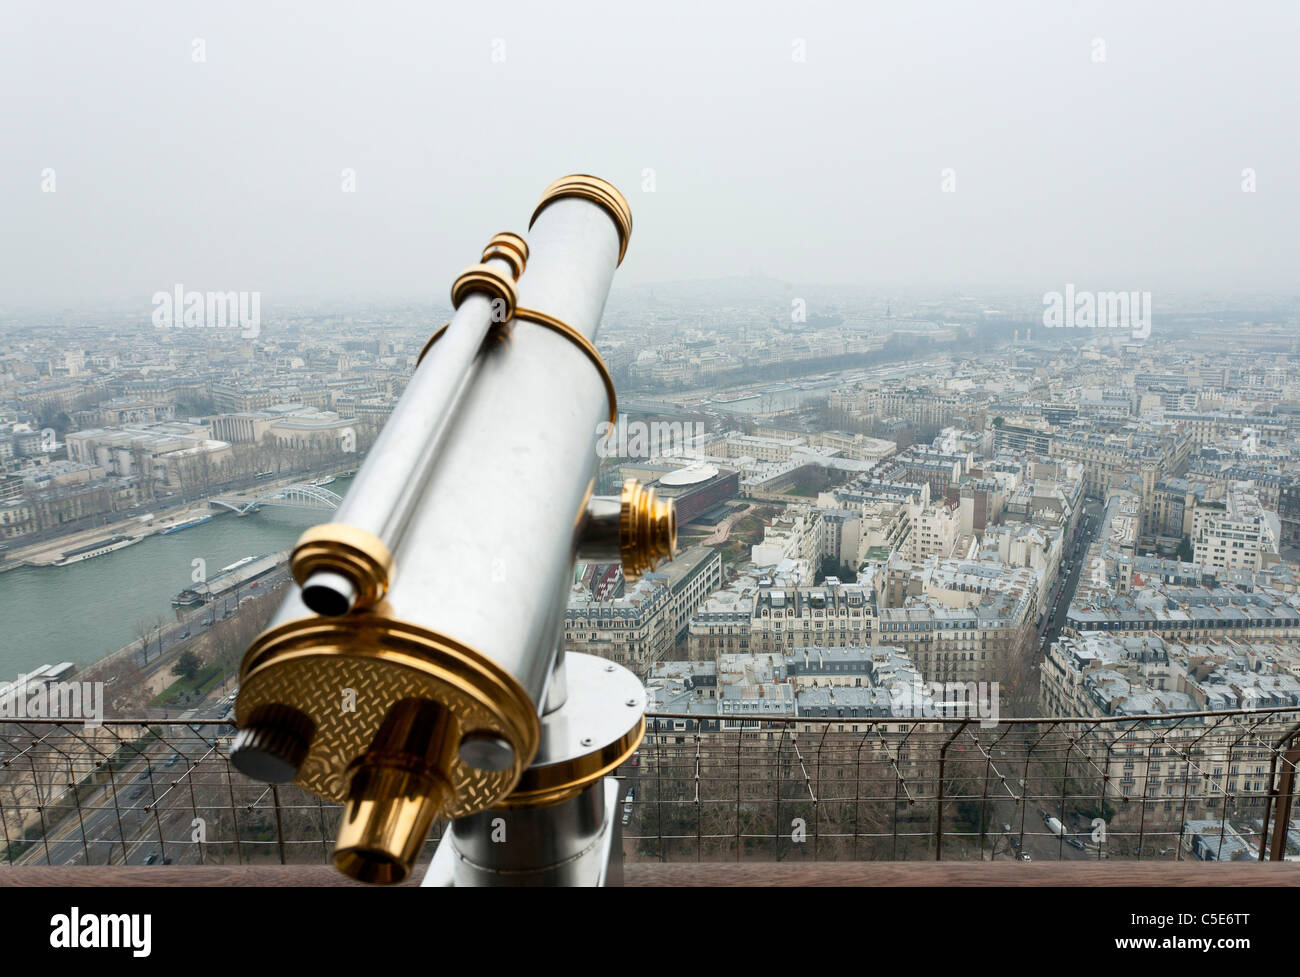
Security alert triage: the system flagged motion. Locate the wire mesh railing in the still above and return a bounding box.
[1,709,1296,868]
[631,709,1300,864]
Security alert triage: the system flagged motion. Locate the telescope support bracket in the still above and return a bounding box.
[421,777,624,887]
[420,651,643,886]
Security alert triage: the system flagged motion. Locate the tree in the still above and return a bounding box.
[172,650,203,682]
[1001,618,1043,718]
[97,656,153,716]
[132,617,154,662]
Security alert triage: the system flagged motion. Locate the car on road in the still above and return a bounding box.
[1067,838,1086,851]
[1018,851,1032,861]
[1001,822,1012,833]
[144,853,159,865]
[180,631,190,639]
[166,753,181,766]
[136,770,149,781]
[622,789,634,824]
[129,786,147,800]
[630,752,640,768]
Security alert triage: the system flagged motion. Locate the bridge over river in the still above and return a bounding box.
[209,482,343,515]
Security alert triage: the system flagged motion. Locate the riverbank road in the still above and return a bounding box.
[0,467,352,571]
[0,501,219,569]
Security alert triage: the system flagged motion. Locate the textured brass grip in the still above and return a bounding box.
[530,174,632,265]
[234,612,541,884]
[619,479,676,581]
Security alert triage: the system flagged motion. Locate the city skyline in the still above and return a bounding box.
[4,2,1299,307]
[3,0,1299,906]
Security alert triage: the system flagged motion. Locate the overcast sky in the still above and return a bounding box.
[2,1,1297,309]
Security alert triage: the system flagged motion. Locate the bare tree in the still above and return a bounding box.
[1002,618,1042,717]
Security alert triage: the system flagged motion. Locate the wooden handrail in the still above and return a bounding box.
[3,861,1297,887]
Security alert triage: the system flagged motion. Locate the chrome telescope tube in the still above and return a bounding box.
[381,189,625,707]
[293,234,527,615]
[230,176,674,884]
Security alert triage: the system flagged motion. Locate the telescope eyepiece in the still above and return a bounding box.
[300,569,357,617]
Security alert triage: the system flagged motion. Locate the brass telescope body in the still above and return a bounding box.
[232,176,674,884]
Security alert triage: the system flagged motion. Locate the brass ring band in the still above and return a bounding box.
[415,308,617,428]
[481,246,523,280]
[450,264,518,320]
[481,232,528,280]
[513,307,618,428]
[486,231,529,262]
[530,174,632,266]
[290,523,395,610]
[499,715,645,809]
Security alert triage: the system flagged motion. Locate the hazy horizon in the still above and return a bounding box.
[3,1,1298,309]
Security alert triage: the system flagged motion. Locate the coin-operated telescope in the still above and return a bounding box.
[229,175,674,885]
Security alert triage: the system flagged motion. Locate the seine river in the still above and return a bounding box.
[0,488,348,678]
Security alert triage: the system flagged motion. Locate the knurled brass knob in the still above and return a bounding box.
[619,479,676,581]
[230,704,315,783]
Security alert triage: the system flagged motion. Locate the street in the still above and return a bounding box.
[1040,498,1104,647]
[127,568,293,672]
[15,728,226,868]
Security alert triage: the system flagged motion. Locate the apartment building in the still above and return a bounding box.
[875,591,1033,687]
[749,578,876,653]
[564,547,722,674]
[564,576,674,674]
[688,577,876,659]
[1189,486,1279,573]
[1066,578,1300,642]
[1040,629,1300,822]
[903,498,960,561]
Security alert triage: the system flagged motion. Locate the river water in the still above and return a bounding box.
[0,486,349,678]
